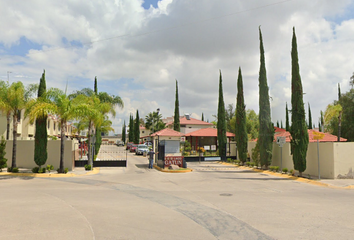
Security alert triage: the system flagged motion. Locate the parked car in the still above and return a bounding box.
[136,144,149,155]
[126,142,133,150]
[130,144,138,152]
[116,140,124,146]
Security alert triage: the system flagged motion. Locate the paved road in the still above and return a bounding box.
[1,151,354,240]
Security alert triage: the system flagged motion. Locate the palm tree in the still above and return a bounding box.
[69,87,123,162]
[75,94,116,167]
[26,88,89,173]
[0,82,36,170]
[0,81,11,140]
[145,111,164,133]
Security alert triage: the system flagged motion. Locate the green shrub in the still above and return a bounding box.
[38,167,46,173]
[64,168,68,174]
[46,165,54,173]
[249,162,255,167]
[8,167,19,173]
[282,168,288,173]
[251,141,260,167]
[234,160,241,165]
[274,166,279,172]
[227,158,232,163]
[245,161,251,166]
[32,167,39,173]
[84,164,91,171]
[269,166,274,171]
[290,169,294,175]
[0,137,7,171]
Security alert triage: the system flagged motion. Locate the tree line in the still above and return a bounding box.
[0,73,123,172]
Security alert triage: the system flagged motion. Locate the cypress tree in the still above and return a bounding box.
[201,113,204,121]
[281,121,283,129]
[173,80,180,132]
[128,114,134,142]
[34,70,48,167]
[289,27,309,177]
[286,102,290,131]
[122,121,126,144]
[258,27,274,168]
[338,83,341,101]
[217,70,227,159]
[308,103,312,129]
[94,76,101,156]
[235,67,248,163]
[276,121,279,128]
[94,76,98,94]
[134,110,140,144]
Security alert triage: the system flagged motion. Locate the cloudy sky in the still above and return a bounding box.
[1,0,354,134]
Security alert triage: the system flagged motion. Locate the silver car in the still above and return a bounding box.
[136,144,149,155]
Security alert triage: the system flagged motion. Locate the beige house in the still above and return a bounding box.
[0,111,74,140]
[165,115,214,134]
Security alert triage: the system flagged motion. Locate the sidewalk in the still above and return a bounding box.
[220,162,354,189]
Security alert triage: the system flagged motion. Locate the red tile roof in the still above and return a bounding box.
[274,127,286,132]
[150,128,185,137]
[272,129,347,142]
[185,128,235,137]
[166,116,214,126]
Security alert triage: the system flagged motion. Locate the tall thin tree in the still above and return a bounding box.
[34,70,48,168]
[173,80,180,132]
[201,113,204,121]
[94,77,101,157]
[308,103,312,129]
[290,27,309,177]
[286,102,290,131]
[122,121,126,144]
[258,27,273,168]
[235,67,248,163]
[217,70,227,159]
[129,114,134,142]
[134,110,140,144]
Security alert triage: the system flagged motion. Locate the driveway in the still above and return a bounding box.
[1,153,354,240]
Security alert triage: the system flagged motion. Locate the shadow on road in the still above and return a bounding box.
[219,177,292,181]
[135,164,149,169]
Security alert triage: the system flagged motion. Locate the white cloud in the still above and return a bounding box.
[1,0,354,133]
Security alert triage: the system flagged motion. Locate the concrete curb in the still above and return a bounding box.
[219,162,354,190]
[0,167,100,178]
[153,164,193,173]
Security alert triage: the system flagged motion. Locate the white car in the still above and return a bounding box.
[136,144,149,155]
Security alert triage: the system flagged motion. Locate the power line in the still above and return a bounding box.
[27,0,294,55]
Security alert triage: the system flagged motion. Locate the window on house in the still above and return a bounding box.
[142,131,145,133]
[53,123,56,130]
[48,120,50,129]
[181,125,186,127]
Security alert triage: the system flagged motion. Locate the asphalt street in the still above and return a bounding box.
[1,147,354,240]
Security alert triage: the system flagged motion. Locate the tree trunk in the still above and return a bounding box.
[87,122,92,167]
[59,121,65,173]
[11,113,18,169]
[6,113,10,140]
[338,111,342,142]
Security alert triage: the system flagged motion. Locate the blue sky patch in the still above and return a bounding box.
[0,36,42,56]
[325,2,354,25]
[142,0,161,9]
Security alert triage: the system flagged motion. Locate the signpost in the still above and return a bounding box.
[276,136,286,171]
[313,131,325,179]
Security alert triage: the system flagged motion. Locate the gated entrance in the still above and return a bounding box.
[75,144,127,167]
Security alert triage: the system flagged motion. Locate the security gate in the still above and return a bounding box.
[75,144,127,167]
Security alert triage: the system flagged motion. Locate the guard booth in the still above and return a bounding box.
[150,128,186,168]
